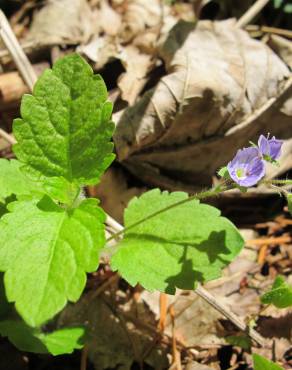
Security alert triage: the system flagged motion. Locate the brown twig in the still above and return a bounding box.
[0,128,16,145]
[195,285,266,347]
[80,344,89,370]
[236,0,270,28]
[247,235,292,247]
[0,10,37,91]
[158,293,168,332]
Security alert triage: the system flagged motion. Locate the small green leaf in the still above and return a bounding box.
[253,354,284,370]
[0,196,105,326]
[217,166,229,179]
[0,320,47,353]
[261,276,292,308]
[0,320,84,355]
[111,189,244,293]
[286,194,292,216]
[13,53,115,186]
[0,159,38,202]
[37,326,85,355]
[225,335,251,350]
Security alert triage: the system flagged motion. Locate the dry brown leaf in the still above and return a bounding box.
[59,291,168,370]
[27,0,95,44]
[113,19,291,189]
[77,35,120,69]
[120,0,163,43]
[117,45,155,104]
[93,167,145,223]
[185,362,215,370]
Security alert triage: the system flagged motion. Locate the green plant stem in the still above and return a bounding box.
[106,184,232,242]
[263,179,292,186]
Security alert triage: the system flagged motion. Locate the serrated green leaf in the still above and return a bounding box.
[261,276,292,308]
[253,354,284,370]
[13,53,115,186]
[0,196,105,326]
[111,189,244,294]
[0,159,38,202]
[0,320,84,355]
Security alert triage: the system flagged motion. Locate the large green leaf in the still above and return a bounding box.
[0,196,105,326]
[253,354,284,370]
[13,53,115,186]
[0,320,84,355]
[261,276,292,308]
[111,189,244,293]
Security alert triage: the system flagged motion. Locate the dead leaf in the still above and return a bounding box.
[117,45,155,104]
[141,290,225,346]
[58,291,168,370]
[27,0,95,44]
[77,35,120,69]
[113,19,291,189]
[120,0,163,43]
[93,167,145,223]
[185,362,215,370]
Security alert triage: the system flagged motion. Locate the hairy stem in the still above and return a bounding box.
[106,184,232,242]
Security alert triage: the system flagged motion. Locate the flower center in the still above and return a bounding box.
[236,168,246,179]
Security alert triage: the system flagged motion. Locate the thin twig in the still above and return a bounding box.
[0,128,16,145]
[0,10,37,91]
[105,214,266,347]
[195,285,266,347]
[236,0,270,28]
[80,344,89,370]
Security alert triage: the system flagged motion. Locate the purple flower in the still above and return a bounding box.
[258,135,283,161]
[227,147,265,187]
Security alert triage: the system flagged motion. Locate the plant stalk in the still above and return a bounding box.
[106,184,231,242]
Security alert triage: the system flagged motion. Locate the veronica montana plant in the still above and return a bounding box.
[0,54,290,359]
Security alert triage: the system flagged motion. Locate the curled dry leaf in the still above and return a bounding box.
[27,0,95,44]
[113,19,292,189]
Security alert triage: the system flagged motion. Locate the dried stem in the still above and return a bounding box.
[0,10,37,91]
[0,128,16,145]
[236,0,270,28]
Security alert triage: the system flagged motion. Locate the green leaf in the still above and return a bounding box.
[0,320,84,355]
[217,166,229,179]
[261,276,292,308]
[226,335,251,350]
[286,194,292,216]
[0,320,47,353]
[0,159,37,202]
[13,53,115,186]
[43,177,80,204]
[111,189,244,294]
[253,354,284,370]
[37,326,85,355]
[0,196,105,326]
